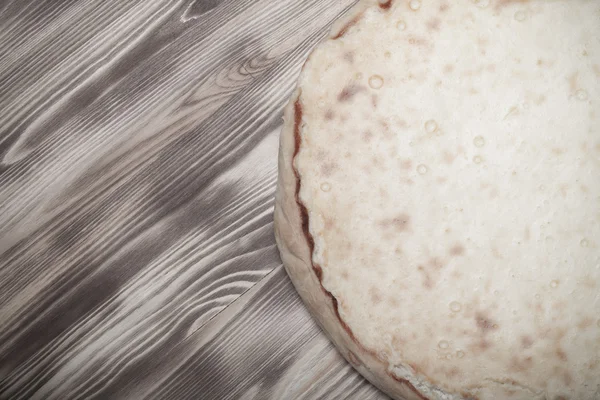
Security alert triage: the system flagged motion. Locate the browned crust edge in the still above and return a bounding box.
[332,0,393,40]
[290,95,429,400]
[332,14,364,40]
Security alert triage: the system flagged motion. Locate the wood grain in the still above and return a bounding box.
[0,0,388,398]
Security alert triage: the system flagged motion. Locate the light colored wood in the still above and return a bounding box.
[0,0,388,398]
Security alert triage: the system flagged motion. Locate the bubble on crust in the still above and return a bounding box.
[550,280,559,288]
[535,293,541,299]
[445,354,453,360]
[417,164,429,175]
[473,136,485,148]
[438,340,450,349]
[355,72,364,80]
[456,350,465,359]
[546,235,555,244]
[514,11,527,22]
[396,20,407,31]
[472,0,490,8]
[425,120,438,133]
[369,75,384,89]
[320,182,332,192]
[473,155,483,164]
[576,89,589,101]
[581,238,590,248]
[450,301,462,312]
[409,0,421,11]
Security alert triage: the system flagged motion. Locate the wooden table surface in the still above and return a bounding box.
[0,1,389,399]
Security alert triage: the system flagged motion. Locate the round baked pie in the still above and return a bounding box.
[274,1,600,399]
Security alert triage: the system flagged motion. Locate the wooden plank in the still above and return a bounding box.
[0,0,377,398]
[29,266,388,399]
[146,266,388,400]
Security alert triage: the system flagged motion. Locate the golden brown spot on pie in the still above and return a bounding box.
[444,64,455,74]
[510,356,533,372]
[484,280,493,294]
[556,347,568,361]
[323,216,335,230]
[582,277,597,289]
[314,149,328,162]
[378,119,391,132]
[324,110,334,120]
[568,71,579,94]
[429,257,444,270]
[408,35,429,47]
[338,84,366,102]
[378,0,392,10]
[400,159,413,170]
[472,339,491,353]
[534,94,546,105]
[552,147,566,155]
[369,287,382,304]
[343,52,354,64]
[372,156,385,170]
[449,244,465,256]
[443,151,457,165]
[439,3,449,13]
[379,187,389,200]
[446,367,461,378]
[578,317,594,330]
[475,312,498,334]
[427,18,441,31]
[388,296,400,308]
[418,265,434,289]
[463,66,486,77]
[581,184,589,193]
[521,335,534,349]
[379,214,411,232]
[362,130,373,142]
[392,214,411,231]
[563,371,573,386]
[491,246,503,259]
[320,162,337,177]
